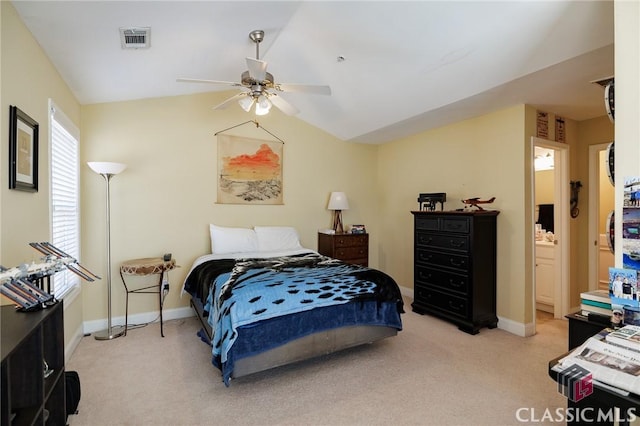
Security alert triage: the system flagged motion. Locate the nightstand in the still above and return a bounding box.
[317,232,368,266]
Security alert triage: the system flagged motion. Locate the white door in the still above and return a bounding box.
[532,137,570,321]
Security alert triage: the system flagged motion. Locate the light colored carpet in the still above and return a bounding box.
[67,304,568,425]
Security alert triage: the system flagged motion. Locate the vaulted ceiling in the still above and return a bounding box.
[11,1,614,144]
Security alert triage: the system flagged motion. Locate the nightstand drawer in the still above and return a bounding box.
[415,265,468,295]
[317,232,369,267]
[334,234,368,247]
[335,246,368,259]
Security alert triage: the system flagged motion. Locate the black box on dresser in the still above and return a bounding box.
[411,210,499,334]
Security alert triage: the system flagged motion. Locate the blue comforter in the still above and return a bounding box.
[184,252,404,385]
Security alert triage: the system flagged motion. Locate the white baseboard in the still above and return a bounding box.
[399,285,413,299]
[65,322,84,364]
[83,306,195,335]
[496,315,534,337]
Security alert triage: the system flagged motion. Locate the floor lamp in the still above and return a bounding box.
[88,161,127,340]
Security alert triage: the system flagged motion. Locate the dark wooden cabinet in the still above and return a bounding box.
[411,210,499,334]
[318,232,368,266]
[566,312,607,350]
[1,302,65,425]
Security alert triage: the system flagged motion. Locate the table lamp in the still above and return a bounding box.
[88,161,127,340]
[328,192,349,234]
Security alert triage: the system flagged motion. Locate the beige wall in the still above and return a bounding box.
[614,0,640,262]
[1,0,638,341]
[80,95,379,322]
[377,105,532,327]
[535,170,555,206]
[574,115,615,300]
[1,2,83,357]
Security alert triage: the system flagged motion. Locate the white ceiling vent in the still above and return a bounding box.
[120,27,150,49]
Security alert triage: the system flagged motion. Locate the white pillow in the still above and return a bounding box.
[254,226,303,252]
[209,224,258,254]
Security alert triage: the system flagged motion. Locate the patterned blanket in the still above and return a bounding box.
[183,252,404,384]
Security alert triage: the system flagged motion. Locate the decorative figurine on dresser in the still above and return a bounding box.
[411,207,499,334]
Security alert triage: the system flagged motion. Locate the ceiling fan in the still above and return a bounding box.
[177,30,331,116]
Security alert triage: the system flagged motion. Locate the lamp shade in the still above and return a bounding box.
[328,192,349,210]
[255,95,272,116]
[87,162,127,175]
[238,96,255,112]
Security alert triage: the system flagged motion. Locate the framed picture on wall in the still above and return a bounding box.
[216,134,283,205]
[9,105,39,192]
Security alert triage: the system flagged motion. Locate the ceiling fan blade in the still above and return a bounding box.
[177,77,241,87]
[246,57,268,82]
[212,92,248,110]
[274,83,331,96]
[268,93,300,116]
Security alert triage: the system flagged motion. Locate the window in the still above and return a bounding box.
[50,101,80,298]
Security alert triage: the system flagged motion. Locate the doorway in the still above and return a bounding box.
[588,143,615,292]
[532,137,570,326]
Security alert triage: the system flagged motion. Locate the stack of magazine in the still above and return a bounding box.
[580,289,612,317]
[557,327,640,395]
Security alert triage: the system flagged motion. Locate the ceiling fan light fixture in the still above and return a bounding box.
[238,96,255,112]
[255,95,272,115]
[177,28,330,117]
[257,95,270,108]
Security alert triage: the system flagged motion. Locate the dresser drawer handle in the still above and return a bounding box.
[449,279,463,289]
[420,236,433,244]
[449,240,465,248]
[419,271,433,280]
[449,301,463,310]
[449,259,464,267]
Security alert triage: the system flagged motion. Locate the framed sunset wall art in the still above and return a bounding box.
[217,134,283,205]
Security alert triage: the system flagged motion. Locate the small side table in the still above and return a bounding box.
[317,232,369,266]
[120,257,177,337]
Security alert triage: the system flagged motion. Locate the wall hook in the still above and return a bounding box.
[570,180,582,218]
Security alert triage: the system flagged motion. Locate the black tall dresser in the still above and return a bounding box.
[411,210,499,334]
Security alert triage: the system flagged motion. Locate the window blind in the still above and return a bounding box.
[50,103,80,298]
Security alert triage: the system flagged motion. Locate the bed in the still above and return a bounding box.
[181,225,404,385]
